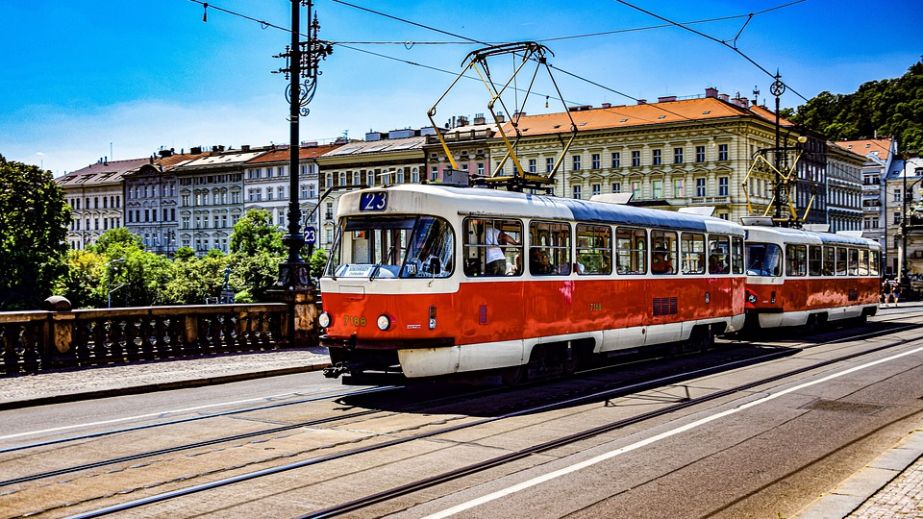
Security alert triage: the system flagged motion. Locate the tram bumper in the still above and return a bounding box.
[320,335,456,378]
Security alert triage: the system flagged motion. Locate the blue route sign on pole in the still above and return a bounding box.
[304,225,317,245]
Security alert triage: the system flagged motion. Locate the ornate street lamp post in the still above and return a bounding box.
[273,0,332,345]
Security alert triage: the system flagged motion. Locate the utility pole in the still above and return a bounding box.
[273,0,332,346]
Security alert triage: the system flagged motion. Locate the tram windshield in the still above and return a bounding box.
[325,215,454,279]
[745,243,783,277]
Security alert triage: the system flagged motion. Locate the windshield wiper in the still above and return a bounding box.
[368,263,382,281]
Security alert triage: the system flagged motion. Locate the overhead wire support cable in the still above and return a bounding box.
[611,0,810,102]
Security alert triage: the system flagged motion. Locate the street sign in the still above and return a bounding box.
[304,225,316,245]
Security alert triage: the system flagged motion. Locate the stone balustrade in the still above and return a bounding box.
[0,303,292,375]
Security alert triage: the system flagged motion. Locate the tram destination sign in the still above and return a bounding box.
[359,192,388,211]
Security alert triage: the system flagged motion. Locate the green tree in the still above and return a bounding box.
[0,156,70,310]
[174,246,195,261]
[790,59,923,154]
[53,249,106,308]
[229,209,284,256]
[92,227,143,256]
[309,248,328,279]
[230,252,280,303]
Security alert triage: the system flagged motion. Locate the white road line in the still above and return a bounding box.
[424,344,923,519]
[0,391,317,441]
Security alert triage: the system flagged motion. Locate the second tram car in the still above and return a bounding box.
[743,225,880,330]
[319,184,747,380]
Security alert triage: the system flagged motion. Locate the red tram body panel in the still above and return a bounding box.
[319,185,747,379]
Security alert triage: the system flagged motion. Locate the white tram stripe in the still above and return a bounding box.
[423,343,923,519]
[0,389,339,441]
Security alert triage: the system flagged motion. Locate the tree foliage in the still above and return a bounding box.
[229,209,284,256]
[790,59,923,154]
[0,156,70,310]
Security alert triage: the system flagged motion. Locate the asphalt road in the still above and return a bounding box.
[1,307,921,518]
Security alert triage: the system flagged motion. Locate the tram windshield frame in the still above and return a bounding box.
[324,214,455,280]
[745,242,783,277]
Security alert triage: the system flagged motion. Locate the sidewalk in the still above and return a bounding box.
[0,347,331,410]
[797,424,923,519]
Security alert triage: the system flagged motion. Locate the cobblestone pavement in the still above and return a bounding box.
[0,347,330,405]
[849,452,923,518]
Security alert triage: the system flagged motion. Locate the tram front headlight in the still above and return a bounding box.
[377,314,392,331]
[318,312,331,328]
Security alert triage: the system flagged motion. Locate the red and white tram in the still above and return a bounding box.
[319,184,747,380]
[743,225,880,330]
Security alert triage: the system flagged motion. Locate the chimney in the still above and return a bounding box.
[158,149,174,158]
[241,145,250,151]
[457,115,469,127]
[190,146,202,155]
[512,111,527,119]
[718,93,730,102]
[732,97,750,108]
[473,113,486,125]
[637,99,647,105]
[496,113,506,123]
[601,103,611,108]
[657,95,677,103]
[705,87,718,98]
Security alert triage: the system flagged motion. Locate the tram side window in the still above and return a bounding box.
[463,218,523,277]
[785,244,807,276]
[808,246,822,276]
[708,235,730,274]
[858,249,869,276]
[650,230,677,275]
[848,248,859,276]
[681,233,706,274]
[823,246,835,276]
[731,237,744,275]
[616,228,647,275]
[870,250,880,276]
[530,221,572,276]
[836,247,848,276]
[575,224,612,275]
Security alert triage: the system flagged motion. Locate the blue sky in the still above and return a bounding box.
[1,0,920,176]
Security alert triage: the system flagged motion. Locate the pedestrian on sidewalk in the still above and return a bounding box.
[892,280,902,307]
[882,280,893,307]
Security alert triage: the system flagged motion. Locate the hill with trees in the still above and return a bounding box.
[786,59,923,154]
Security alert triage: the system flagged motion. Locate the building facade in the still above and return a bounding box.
[174,148,265,255]
[243,144,342,232]
[316,132,427,249]
[834,138,898,272]
[123,150,207,256]
[489,91,816,223]
[885,156,923,276]
[56,158,149,250]
[825,142,865,233]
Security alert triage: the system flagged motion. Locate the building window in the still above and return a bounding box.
[718,177,729,196]
[572,185,582,199]
[353,171,361,185]
[592,183,601,196]
[652,180,662,198]
[718,144,728,161]
[396,168,405,184]
[894,212,902,224]
[325,173,333,187]
[325,202,333,220]
[612,182,621,193]
[631,181,641,198]
[572,155,582,171]
[545,158,553,173]
[431,166,438,181]
[696,145,706,163]
[652,149,662,166]
[674,179,685,198]
[478,163,486,175]
[696,178,706,197]
[411,167,419,183]
[300,184,308,199]
[894,189,902,202]
[631,150,641,167]
[674,147,684,164]
[591,153,600,169]
[528,159,537,174]
[611,152,621,168]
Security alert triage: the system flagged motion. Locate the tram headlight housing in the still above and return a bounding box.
[377,314,391,331]
[746,293,758,304]
[318,312,331,328]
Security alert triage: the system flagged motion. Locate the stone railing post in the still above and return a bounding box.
[293,288,320,347]
[44,296,75,368]
[184,314,199,351]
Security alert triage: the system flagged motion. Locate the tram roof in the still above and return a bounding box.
[347,184,741,234]
[743,225,879,249]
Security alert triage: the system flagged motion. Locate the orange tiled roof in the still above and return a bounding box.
[834,138,893,161]
[500,97,778,137]
[247,144,344,164]
[748,104,795,127]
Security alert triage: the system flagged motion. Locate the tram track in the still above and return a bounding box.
[57,323,923,519]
